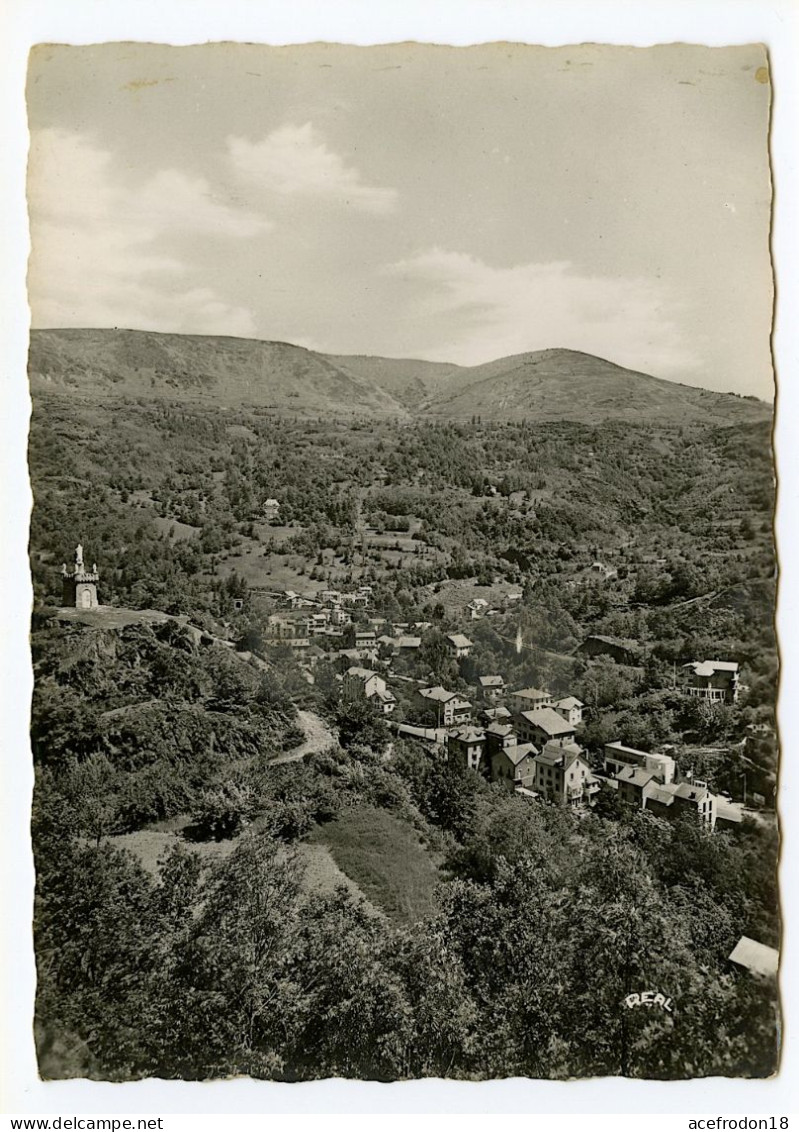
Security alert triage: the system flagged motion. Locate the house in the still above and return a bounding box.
[263,498,280,522]
[644,779,717,828]
[715,797,746,831]
[590,561,617,580]
[267,634,309,650]
[345,627,377,649]
[466,598,489,620]
[396,635,422,650]
[446,726,486,772]
[306,612,329,636]
[510,686,554,713]
[682,660,740,704]
[484,721,518,756]
[446,633,473,658]
[417,686,472,727]
[576,635,642,666]
[491,740,538,789]
[614,765,658,808]
[337,647,379,670]
[553,695,584,727]
[533,741,597,805]
[603,741,676,785]
[516,706,576,747]
[343,667,397,715]
[267,613,296,639]
[266,613,310,647]
[478,674,506,702]
[478,704,513,725]
[728,936,779,979]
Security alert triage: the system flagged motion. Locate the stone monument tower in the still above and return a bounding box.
[61,543,100,609]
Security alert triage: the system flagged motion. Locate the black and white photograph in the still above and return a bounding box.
[7,9,795,1107]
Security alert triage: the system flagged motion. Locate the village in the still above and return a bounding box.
[57,535,761,840]
[256,577,747,828]
[54,538,778,989]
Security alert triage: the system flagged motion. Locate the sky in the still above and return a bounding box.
[25,41,774,398]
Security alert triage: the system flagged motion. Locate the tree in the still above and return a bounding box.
[336,700,390,754]
[282,889,413,1080]
[159,835,305,1078]
[189,778,254,841]
[591,782,628,822]
[422,760,482,839]
[34,841,161,1078]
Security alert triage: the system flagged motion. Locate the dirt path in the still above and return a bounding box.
[270,709,337,765]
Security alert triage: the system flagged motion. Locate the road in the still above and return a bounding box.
[270,709,338,765]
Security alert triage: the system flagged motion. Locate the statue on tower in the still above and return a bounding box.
[61,542,99,610]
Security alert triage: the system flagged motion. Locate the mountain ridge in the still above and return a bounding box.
[27,328,771,426]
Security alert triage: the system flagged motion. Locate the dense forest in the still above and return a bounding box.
[28,390,780,1081]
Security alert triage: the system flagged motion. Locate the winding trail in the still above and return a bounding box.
[270,709,337,765]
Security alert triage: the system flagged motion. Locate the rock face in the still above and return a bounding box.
[29,328,771,426]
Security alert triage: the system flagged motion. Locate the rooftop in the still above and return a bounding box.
[506,742,538,766]
[605,741,673,770]
[583,634,640,651]
[419,685,462,704]
[555,696,584,710]
[535,748,565,768]
[447,633,473,649]
[447,726,485,744]
[346,666,378,680]
[512,686,551,700]
[479,675,505,688]
[716,798,745,823]
[685,660,739,677]
[486,722,516,738]
[728,936,779,978]
[481,705,512,721]
[672,781,712,802]
[614,766,656,788]
[520,707,576,737]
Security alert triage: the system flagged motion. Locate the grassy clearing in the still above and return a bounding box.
[310,805,441,924]
[425,576,517,615]
[294,842,376,909]
[152,516,201,541]
[102,827,239,875]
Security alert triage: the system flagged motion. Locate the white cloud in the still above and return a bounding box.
[227,123,397,214]
[27,128,268,333]
[386,248,698,374]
